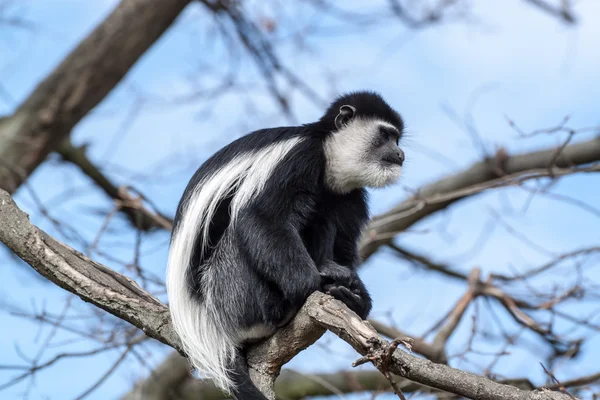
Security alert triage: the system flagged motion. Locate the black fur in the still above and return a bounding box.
[171,91,404,399]
[319,90,404,134]
[231,352,269,400]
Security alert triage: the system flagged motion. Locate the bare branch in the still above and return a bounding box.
[306,294,572,400]
[57,140,173,231]
[431,269,480,350]
[123,351,405,400]
[0,0,192,193]
[389,243,468,281]
[0,188,576,399]
[368,319,447,363]
[361,137,600,260]
[523,0,576,24]
[0,189,180,350]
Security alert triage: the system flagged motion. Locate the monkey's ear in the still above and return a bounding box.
[334,105,356,130]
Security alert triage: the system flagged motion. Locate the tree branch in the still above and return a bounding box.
[0,0,191,193]
[0,189,180,349]
[307,295,571,400]
[523,0,576,24]
[0,188,574,399]
[123,351,403,400]
[368,319,447,363]
[360,137,600,260]
[57,140,173,231]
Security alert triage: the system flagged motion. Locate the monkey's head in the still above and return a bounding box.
[320,91,405,194]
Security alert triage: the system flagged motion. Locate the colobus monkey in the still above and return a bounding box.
[166,91,405,399]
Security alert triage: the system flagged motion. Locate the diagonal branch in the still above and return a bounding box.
[389,243,469,281]
[0,0,192,193]
[60,136,600,259]
[523,0,576,24]
[57,140,173,231]
[360,137,600,260]
[0,189,179,349]
[307,295,571,400]
[0,189,574,399]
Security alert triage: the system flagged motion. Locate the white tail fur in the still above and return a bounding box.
[166,136,304,392]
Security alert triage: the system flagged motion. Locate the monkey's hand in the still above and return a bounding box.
[319,262,372,319]
[319,261,355,288]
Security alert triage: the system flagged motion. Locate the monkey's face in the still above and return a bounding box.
[323,116,404,193]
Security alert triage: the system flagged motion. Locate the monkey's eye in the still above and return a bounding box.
[379,126,400,144]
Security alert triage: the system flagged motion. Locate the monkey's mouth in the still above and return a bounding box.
[381,156,403,166]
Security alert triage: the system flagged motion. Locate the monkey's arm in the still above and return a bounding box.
[318,230,371,319]
[236,206,321,306]
[316,205,372,319]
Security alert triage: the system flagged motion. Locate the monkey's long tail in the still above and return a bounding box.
[230,351,269,400]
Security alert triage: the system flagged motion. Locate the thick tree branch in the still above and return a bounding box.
[0,189,180,349]
[306,295,571,400]
[123,351,402,400]
[0,188,574,399]
[360,137,600,260]
[0,0,191,193]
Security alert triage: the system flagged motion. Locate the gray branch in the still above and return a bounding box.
[307,295,571,400]
[360,137,600,260]
[0,0,191,193]
[0,189,573,399]
[0,189,180,349]
[123,351,409,400]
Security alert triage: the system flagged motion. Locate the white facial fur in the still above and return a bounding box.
[323,117,402,194]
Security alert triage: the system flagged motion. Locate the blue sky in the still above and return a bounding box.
[1,1,599,399]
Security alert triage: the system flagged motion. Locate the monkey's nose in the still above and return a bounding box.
[397,149,405,166]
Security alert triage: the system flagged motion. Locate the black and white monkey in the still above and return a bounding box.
[166,91,406,399]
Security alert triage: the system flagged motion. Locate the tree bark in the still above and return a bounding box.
[123,351,399,400]
[0,189,573,399]
[307,295,571,400]
[0,0,191,193]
